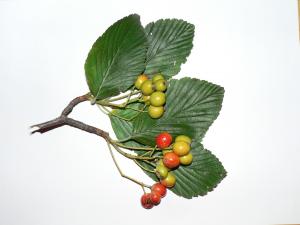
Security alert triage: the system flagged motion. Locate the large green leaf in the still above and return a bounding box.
[144,19,194,78]
[132,78,224,146]
[85,14,147,100]
[171,142,226,198]
[109,106,226,198]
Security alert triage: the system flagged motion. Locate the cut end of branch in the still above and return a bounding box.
[30,117,66,135]
[30,125,41,134]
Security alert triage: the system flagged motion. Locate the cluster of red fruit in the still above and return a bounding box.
[141,183,166,209]
[156,132,193,187]
[135,74,167,119]
[140,132,193,209]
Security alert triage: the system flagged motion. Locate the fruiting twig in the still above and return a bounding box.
[30,93,156,189]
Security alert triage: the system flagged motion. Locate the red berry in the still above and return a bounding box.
[141,193,154,209]
[151,183,167,198]
[163,152,180,169]
[150,192,161,205]
[156,132,172,149]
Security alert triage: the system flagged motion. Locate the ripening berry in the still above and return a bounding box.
[135,74,148,89]
[161,172,176,188]
[163,152,180,169]
[175,135,192,145]
[173,141,191,156]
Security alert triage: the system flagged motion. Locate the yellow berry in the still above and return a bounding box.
[175,135,192,145]
[173,141,190,156]
[180,153,193,165]
[161,172,176,188]
[148,105,164,119]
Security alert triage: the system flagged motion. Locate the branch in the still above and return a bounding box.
[30,93,161,190]
[30,93,110,141]
[61,94,90,116]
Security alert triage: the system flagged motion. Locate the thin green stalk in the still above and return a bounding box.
[98,105,110,115]
[106,142,151,189]
[112,144,159,160]
[141,159,157,168]
[134,160,156,174]
[113,141,157,151]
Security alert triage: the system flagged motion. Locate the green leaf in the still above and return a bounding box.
[110,103,143,142]
[109,104,159,181]
[171,142,226,198]
[144,19,194,78]
[109,108,226,198]
[85,14,147,100]
[132,78,224,146]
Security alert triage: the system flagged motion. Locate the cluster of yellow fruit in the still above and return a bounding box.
[134,74,167,119]
[155,133,193,188]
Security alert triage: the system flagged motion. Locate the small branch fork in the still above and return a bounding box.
[31,94,109,140]
[30,93,156,190]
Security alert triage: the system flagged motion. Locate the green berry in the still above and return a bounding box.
[154,79,167,92]
[150,91,166,107]
[142,95,150,105]
[152,74,165,82]
[156,164,169,179]
[148,105,164,119]
[141,80,154,96]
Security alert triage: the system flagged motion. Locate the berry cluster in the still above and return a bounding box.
[135,74,167,119]
[141,183,166,209]
[156,133,193,187]
[140,132,193,209]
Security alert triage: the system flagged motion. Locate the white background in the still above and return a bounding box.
[1,0,300,224]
